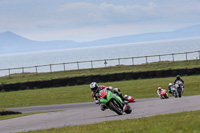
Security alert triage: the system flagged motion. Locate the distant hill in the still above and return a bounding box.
[1,24,200,54]
[0,31,80,54]
[87,24,200,45]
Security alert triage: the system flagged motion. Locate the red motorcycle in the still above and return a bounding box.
[160,90,169,99]
[124,95,135,103]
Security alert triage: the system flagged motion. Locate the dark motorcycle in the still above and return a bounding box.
[175,81,184,98]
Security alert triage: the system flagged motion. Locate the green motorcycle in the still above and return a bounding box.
[99,88,132,115]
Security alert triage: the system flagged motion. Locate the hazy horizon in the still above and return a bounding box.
[1,0,200,42]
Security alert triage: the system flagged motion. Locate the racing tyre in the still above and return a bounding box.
[177,88,182,98]
[109,100,123,115]
[125,104,132,114]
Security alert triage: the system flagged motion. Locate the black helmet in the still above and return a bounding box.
[90,82,98,92]
[176,75,180,80]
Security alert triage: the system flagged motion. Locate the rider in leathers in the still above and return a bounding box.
[174,75,184,85]
[90,82,128,111]
[157,87,169,99]
[174,75,184,93]
[168,83,175,94]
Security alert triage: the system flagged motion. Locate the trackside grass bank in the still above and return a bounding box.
[23,110,200,133]
[0,75,200,108]
[0,111,59,121]
[1,60,200,84]
[0,107,22,116]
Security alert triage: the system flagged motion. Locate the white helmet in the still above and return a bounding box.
[169,83,172,86]
[90,82,98,92]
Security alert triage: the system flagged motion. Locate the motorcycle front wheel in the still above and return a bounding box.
[177,88,182,98]
[109,100,123,115]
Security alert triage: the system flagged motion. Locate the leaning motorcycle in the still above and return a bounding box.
[160,90,169,99]
[99,88,132,115]
[170,87,178,98]
[175,81,184,98]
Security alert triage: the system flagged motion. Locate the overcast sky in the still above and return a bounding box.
[0,0,200,42]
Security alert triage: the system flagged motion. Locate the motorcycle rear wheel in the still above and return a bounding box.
[174,92,177,98]
[125,104,132,114]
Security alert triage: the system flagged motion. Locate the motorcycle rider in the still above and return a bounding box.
[174,75,184,86]
[157,87,168,99]
[168,83,175,94]
[174,75,184,94]
[90,82,128,111]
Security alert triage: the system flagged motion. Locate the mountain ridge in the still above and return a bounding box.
[1,24,200,54]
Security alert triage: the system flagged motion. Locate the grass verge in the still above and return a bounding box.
[22,110,200,133]
[1,60,200,84]
[0,75,200,108]
[0,111,60,121]
[0,107,22,116]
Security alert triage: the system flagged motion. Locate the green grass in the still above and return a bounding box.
[1,75,200,108]
[0,107,22,116]
[0,111,59,121]
[1,60,199,132]
[23,110,200,133]
[1,60,200,84]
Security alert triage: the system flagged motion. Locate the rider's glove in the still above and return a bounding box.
[95,100,100,104]
[108,86,113,89]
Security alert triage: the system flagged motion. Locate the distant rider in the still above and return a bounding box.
[90,82,128,111]
[174,75,184,94]
[157,87,168,99]
[168,83,175,94]
[174,75,184,86]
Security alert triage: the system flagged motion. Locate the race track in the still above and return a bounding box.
[1,95,200,133]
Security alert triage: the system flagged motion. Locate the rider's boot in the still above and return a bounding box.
[119,93,128,102]
[120,94,128,111]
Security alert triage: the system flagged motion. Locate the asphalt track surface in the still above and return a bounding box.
[1,95,200,133]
